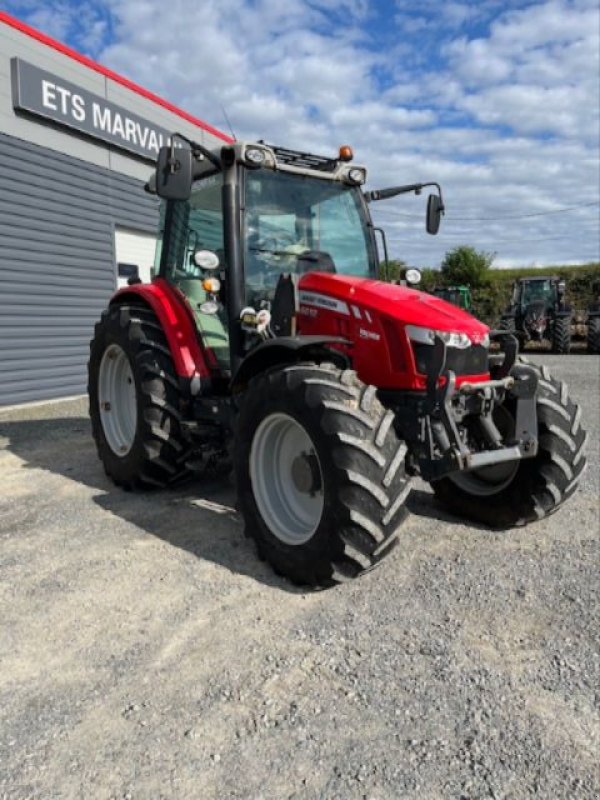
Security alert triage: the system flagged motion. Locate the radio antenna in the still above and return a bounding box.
[219,103,237,141]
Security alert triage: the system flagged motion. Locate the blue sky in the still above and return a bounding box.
[4,0,600,268]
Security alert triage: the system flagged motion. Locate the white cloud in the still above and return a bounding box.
[5,0,598,267]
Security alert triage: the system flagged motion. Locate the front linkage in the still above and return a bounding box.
[384,333,539,482]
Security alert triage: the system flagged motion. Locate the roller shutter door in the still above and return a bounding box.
[0,134,158,407]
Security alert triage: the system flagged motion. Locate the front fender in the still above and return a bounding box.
[231,336,350,391]
[110,278,210,381]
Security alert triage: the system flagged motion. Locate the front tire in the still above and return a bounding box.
[88,303,191,488]
[431,360,586,527]
[234,364,411,586]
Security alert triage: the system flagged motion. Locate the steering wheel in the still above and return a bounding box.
[255,231,299,256]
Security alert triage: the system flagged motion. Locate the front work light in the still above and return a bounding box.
[348,167,366,184]
[245,147,266,166]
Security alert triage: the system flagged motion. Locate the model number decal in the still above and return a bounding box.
[298,291,350,316]
[359,328,381,341]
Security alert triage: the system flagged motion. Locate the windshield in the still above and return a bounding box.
[244,169,376,305]
[520,280,555,308]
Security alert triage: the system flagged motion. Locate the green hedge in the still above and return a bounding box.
[418,263,600,325]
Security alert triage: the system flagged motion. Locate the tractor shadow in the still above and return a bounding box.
[405,487,491,531]
[0,411,481,585]
[0,413,303,593]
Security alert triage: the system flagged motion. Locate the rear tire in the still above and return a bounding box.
[431,359,586,528]
[88,303,191,489]
[552,315,571,354]
[587,316,600,354]
[234,364,411,586]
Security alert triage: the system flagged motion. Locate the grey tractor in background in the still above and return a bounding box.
[499,276,571,353]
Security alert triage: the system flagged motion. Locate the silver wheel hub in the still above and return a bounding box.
[249,413,324,545]
[98,343,137,456]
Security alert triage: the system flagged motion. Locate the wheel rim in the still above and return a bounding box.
[249,413,324,545]
[449,406,520,497]
[98,344,138,456]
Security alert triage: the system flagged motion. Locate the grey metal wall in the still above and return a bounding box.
[0,131,159,406]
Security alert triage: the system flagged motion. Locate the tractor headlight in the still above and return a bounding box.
[438,331,471,349]
[406,325,473,349]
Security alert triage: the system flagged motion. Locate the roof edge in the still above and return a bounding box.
[0,11,234,144]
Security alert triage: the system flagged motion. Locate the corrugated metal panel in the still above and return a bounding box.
[0,131,160,406]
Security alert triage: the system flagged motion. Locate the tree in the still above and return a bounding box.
[440,245,494,288]
[380,259,407,282]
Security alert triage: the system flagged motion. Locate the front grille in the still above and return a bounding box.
[413,343,489,377]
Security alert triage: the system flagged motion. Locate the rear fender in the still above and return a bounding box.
[110,278,211,383]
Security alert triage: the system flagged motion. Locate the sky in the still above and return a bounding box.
[3,0,600,269]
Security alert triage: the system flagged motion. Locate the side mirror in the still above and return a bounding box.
[155,145,193,201]
[426,194,443,235]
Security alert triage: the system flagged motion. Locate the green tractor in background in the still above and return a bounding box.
[431,285,472,312]
[499,276,572,354]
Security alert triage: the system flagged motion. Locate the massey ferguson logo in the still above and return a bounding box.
[298,291,350,316]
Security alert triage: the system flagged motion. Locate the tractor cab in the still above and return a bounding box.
[150,138,443,376]
[513,277,563,313]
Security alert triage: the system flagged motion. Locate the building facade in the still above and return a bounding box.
[0,12,230,406]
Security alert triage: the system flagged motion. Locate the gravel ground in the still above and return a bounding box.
[0,354,598,800]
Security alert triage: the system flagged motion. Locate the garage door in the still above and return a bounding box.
[0,134,159,407]
[115,227,157,287]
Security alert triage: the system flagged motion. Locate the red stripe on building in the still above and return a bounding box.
[0,11,233,143]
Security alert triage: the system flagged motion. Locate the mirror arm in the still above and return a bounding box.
[365,181,444,213]
[364,184,424,202]
[170,131,222,170]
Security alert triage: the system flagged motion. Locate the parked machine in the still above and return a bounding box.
[431,285,472,312]
[88,138,587,586]
[585,279,600,354]
[499,276,572,353]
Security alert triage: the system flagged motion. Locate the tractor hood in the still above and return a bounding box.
[298,273,489,338]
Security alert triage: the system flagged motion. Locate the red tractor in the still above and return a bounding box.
[88,138,587,586]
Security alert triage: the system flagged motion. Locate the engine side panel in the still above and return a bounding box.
[297,273,490,390]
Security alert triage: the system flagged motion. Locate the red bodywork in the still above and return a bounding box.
[111,278,211,381]
[297,273,491,390]
[114,274,491,391]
